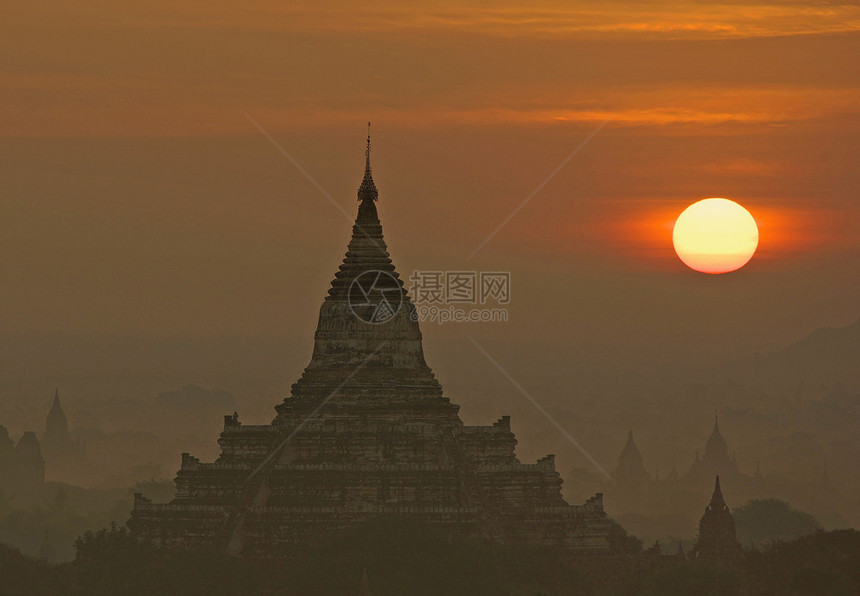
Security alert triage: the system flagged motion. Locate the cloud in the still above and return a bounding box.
[2,1,858,137]
[40,1,855,40]
[70,1,860,40]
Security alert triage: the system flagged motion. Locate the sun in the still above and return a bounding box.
[672,198,759,274]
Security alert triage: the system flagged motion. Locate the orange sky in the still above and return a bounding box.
[1,1,858,345]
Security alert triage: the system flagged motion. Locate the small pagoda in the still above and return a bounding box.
[129,129,611,556]
[613,430,651,487]
[692,476,742,561]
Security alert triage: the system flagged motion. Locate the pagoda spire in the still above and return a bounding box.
[694,474,741,560]
[710,475,726,509]
[357,122,378,204]
[274,125,440,409]
[365,122,372,175]
[613,430,649,485]
[356,122,379,224]
[44,387,72,455]
[46,389,68,435]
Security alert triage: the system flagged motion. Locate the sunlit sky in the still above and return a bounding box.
[2,1,858,348]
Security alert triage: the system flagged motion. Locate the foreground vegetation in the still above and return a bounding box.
[1,522,857,595]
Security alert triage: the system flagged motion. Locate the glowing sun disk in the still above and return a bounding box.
[672,198,759,274]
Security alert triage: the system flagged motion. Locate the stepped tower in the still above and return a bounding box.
[129,130,610,555]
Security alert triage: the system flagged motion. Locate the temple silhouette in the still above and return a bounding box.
[0,390,74,499]
[0,428,44,498]
[693,476,742,561]
[688,415,739,482]
[128,130,611,555]
[611,415,740,491]
[42,390,75,461]
[613,430,651,487]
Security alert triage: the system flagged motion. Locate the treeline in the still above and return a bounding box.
[1,522,858,595]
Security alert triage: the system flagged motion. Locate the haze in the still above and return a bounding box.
[1,0,859,563]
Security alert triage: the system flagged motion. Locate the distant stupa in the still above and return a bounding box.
[692,476,741,561]
[0,424,47,497]
[613,431,651,486]
[43,389,74,457]
[688,415,739,481]
[129,129,611,555]
[14,431,45,494]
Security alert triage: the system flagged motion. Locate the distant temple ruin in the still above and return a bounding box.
[613,430,651,487]
[0,428,44,497]
[611,415,740,491]
[0,391,67,499]
[692,476,742,561]
[42,389,74,460]
[128,131,611,555]
[688,416,739,482]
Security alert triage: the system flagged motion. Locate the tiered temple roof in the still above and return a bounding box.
[129,131,611,555]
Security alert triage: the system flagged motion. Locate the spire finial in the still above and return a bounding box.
[365,122,371,172]
[357,122,378,204]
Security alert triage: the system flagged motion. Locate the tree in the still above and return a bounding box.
[746,529,860,595]
[732,499,821,547]
[606,518,643,554]
[0,541,58,594]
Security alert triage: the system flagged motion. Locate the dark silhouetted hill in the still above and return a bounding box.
[734,318,860,391]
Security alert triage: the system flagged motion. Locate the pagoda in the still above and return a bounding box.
[612,430,651,487]
[688,415,739,481]
[129,129,611,556]
[692,476,742,561]
[43,389,74,458]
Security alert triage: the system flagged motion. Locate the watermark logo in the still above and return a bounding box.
[348,270,403,324]
[411,305,508,324]
[409,270,510,324]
